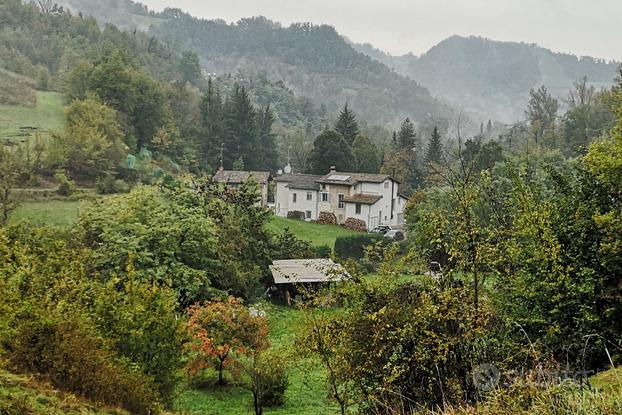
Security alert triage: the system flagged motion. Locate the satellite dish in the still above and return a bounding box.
[277,169,283,175]
[284,164,292,174]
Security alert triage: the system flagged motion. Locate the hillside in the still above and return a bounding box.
[56,0,453,128]
[353,35,619,122]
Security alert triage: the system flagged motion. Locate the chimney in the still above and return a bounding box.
[330,166,336,173]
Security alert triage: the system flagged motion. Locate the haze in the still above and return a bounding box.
[140,0,622,61]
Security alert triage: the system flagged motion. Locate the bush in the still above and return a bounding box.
[286,211,305,220]
[312,244,332,258]
[54,170,75,196]
[272,228,314,259]
[7,311,160,415]
[95,175,131,194]
[316,212,337,225]
[238,350,289,414]
[334,233,384,259]
[344,217,367,232]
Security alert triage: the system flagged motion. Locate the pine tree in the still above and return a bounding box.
[397,118,417,149]
[309,129,355,174]
[425,126,443,164]
[224,83,258,170]
[352,135,380,173]
[335,103,359,145]
[257,105,279,172]
[200,78,224,168]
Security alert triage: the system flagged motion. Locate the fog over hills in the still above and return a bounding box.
[352,36,619,123]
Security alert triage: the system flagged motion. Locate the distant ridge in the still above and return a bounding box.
[351,35,619,122]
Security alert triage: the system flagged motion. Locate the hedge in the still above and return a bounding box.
[334,233,385,259]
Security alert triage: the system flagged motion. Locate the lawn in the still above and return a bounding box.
[174,304,339,415]
[266,216,356,249]
[10,199,90,227]
[0,90,64,139]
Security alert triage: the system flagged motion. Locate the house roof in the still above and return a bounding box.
[212,170,271,184]
[317,171,396,185]
[269,259,349,284]
[343,193,383,205]
[274,173,322,190]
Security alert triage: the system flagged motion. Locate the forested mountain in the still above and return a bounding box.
[352,35,619,122]
[55,0,453,128]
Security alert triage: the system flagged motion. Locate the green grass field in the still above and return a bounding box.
[10,199,89,227]
[175,304,339,415]
[0,90,64,139]
[266,216,356,249]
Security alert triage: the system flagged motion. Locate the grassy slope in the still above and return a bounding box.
[10,200,89,227]
[0,368,127,415]
[0,91,64,139]
[175,305,339,415]
[266,216,356,249]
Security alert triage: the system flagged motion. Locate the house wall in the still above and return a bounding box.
[317,183,351,224]
[344,203,371,228]
[275,181,290,217]
[288,188,318,220]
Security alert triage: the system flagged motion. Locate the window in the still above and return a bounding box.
[306,210,312,219]
[321,192,329,202]
[355,203,361,214]
[292,193,297,203]
[338,194,345,209]
[384,181,390,189]
[306,192,313,201]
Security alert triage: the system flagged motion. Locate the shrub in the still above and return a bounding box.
[272,228,314,259]
[7,311,160,415]
[316,212,337,225]
[286,210,305,220]
[250,351,289,410]
[334,233,384,259]
[312,244,332,258]
[95,175,130,194]
[54,170,75,196]
[344,217,367,232]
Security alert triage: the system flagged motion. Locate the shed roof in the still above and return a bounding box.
[269,259,349,284]
[343,193,383,204]
[212,170,271,184]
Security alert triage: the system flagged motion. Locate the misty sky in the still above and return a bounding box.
[140,0,622,61]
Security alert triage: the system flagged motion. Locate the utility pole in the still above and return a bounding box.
[219,143,224,170]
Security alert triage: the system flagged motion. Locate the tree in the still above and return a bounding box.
[425,126,443,164]
[334,103,359,145]
[0,147,22,225]
[178,50,203,86]
[224,84,258,169]
[51,95,126,179]
[309,129,355,174]
[351,134,380,173]
[186,297,269,385]
[396,117,417,149]
[525,85,559,145]
[257,105,279,172]
[200,79,225,168]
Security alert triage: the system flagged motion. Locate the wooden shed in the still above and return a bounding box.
[268,259,349,305]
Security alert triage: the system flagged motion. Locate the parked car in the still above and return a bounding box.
[384,229,404,241]
[370,225,392,235]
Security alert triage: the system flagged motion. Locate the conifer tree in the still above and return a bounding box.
[425,126,443,164]
[335,103,360,145]
[352,135,380,173]
[200,78,224,168]
[224,83,258,169]
[257,105,279,172]
[309,129,355,174]
[397,118,417,149]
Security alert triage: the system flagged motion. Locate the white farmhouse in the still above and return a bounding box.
[212,170,272,207]
[274,168,408,229]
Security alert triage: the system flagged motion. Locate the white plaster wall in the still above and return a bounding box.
[288,188,318,220]
[345,203,371,228]
[275,181,290,217]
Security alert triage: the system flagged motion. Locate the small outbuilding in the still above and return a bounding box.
[268,259,349,305]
